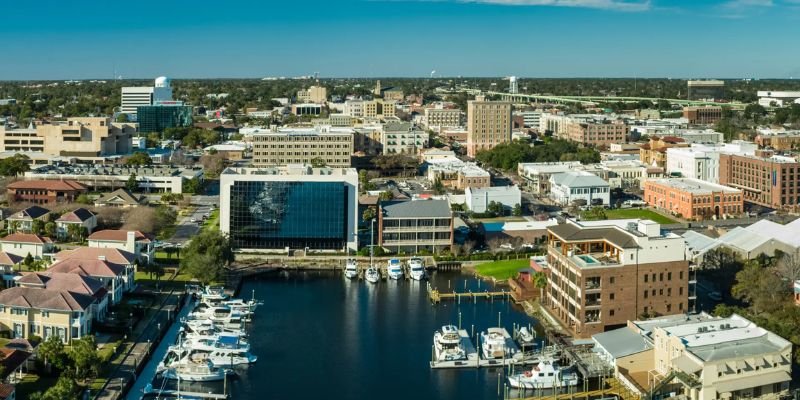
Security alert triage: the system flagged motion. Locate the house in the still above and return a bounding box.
[0,252,23,288]
[88,230,153,265]
[47,258,126,304]
[0,347,32,385]
[93,188,144,208]
[17,272,109,321]
[0,286,94,343]
[55,208,97,240]
[0,234,54,259]
[52,247,137,296]
[4,206,49,233]
[465,186,522,214]
[548,171,611,207]
[6,179,87,205]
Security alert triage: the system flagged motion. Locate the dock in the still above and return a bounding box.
[430,329,479,369]
[144,389,228,399]
[430,327,536,369]
[428,283,510,303]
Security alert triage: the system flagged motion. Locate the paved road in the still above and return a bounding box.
[169,202,216,245]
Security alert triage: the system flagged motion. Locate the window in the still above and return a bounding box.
[610,309,615,316]
[659,273,664,281]
[644,274,648,283]
[644,290,648,299]
[610,293,615,300]
[667,272,672,281]
[609,277,615,284]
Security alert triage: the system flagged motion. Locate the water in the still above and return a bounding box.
[222,270,541,400]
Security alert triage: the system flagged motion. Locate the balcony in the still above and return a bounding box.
[584,310,601,324]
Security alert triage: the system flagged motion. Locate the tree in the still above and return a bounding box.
[362,206,376,222]
[512,203,522,217]
[744,104,767,124]
[75,193,92,205]
[69,335,100,379]
[486,201,504,217]
[126,173,138,192]
[30,375,77,400]
[125,152,152,166]
[200,153,226,179]
[31,218,44,234]
[776,252,800,285]
[23,253,33,271]
[66,223,86,242]
[0,154,31,177]
[44,221,56,238]
[433,178,445,195]
[533,271,547,298]
[38,335,67,371]
[732,262,789,314]
[310,157,327,168]
[181,230,234,284]
[115,113,129,123]
[378,191,394,201]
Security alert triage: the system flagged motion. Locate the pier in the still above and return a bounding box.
[428,282,510,303]
[143,389,229,399]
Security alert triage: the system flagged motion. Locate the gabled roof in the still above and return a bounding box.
[17,272,106,297]
[94,188,143,206]
[0,252,22,266]
[47,258,126,278]
[8,205,50,220]
[56,208,96,223]
[0,348,31,381]
[55,247,136,266]
[7,179,86,191]
[88,229,150,243]
[0,233,53,245]
[0,286,94,311]
[381,200,451,219]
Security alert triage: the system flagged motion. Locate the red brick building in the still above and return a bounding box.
[7,180,87,205]
[719,150,800,209]
[644,178,743,220]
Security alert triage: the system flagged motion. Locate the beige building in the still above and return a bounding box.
[0,286,94,343]
[383,89,404,102]
[565,120,629,148]
[425,108,462,129]
[382,122,427,154]
[466,98,512,157]
[251,125,353,168]
[296,85,327,103]
[0,117,134,157]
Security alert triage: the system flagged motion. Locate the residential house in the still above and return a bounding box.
[0,286,94,343]
[0,252,23,288]
[52,247,136,295]
[88,230,153,265]
[4,206,49,233]
[0,383,14,400]
[0,234,54,260]
[549,171,611,206]
[55,208,97,240]
[17,272,109,321]
[93,188,144,208]
[47,258,126,304]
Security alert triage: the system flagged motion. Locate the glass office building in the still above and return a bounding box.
[136,102,192,133]
[227,180,350,250]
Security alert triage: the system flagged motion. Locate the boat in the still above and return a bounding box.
[160,345,257,370]
[507,357,579,389]
[198,286,228,305]
[517,326,536,347]
[408,257,425,280]
[161,359,227,382]
[183,316,245,333]
[182,320,247,338]
[344,259,359,279]
[365,266,380,283]
[387,259,403,280]
[433,325,466,361]
[189,306,250,325]
[481,327,516,359]
[184,332,252,353]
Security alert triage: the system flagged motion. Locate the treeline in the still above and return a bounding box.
[475,139,600,170]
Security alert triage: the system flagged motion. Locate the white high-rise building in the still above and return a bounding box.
[120,76,173,116]
[508,76,518,94]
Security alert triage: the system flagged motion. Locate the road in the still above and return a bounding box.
[168,180,220,245]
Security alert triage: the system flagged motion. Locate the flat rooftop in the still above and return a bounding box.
[28,164,202,178]
[648,178,741,194]
[223,165,357,177]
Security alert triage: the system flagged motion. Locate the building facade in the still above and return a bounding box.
[549,171,611,206]
[378,200,453,253]
[545,219,689,338]
[220,166,359,252]
[565,120,629,148]
[121,76,173,116]
[0,118,134,157]
[719,150,800,209]
[424,108,463,129]
[136,102,193,133]
[0,287,94,343]
[683,106,723,125]
[250,126,353,168]
[7,180,87,205]
[644,178,743,220]
[466,98,512,158]
[382,122,427,154]
[465,186,522,213]
[297,86,327,103]
[687,80,725,100]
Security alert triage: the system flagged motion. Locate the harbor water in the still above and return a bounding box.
[133,270,543,400]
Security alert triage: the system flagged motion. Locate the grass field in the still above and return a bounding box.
[604,208,677,224]
[474,259,530,280]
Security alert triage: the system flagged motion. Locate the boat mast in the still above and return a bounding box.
[370,219,374,266]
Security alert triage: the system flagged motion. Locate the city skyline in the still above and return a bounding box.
[3,0,800,80]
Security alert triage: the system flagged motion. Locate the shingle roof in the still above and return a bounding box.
[94,188,143,206]
[0,348,31,380]
[0,252,22,266]
[88,229,150,243]
[17,272,105,297]
[381,200,451,219]
[0,233,53,245]
[56,208,96,223]
[8,205,50,220]
[548,223,638,248]
[55,247,136,265]
[7,179,86,191]
[48,258,126,278]
[0,383,14,399]
[0,286,94,311]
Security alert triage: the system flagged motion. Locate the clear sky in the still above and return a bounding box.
[3,0,800,80]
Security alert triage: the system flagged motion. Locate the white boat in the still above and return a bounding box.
[183,316,245,333]
[184,332,251,353]
[161,359,227,382]
[365,266,380,283]
[160,345,257,370]
[344,259,359,279]
[517,326,536,346]
[220,298,261,315]
[408,257,425,280]
[182,320,247,338]
[433,325,466,361]
[507,358,579,389]
[199,286,228,305]
[481,327,516,359]
[387,259,403,280]
[189,306,249,325]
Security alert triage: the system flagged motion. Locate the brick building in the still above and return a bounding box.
[6,180,87,205]
[719,150,800,209]
[639,136,689,168]
[683,106,722,125]
[545,219,689,338]
[466,98,512,158]
[644,178,743,220]
[565,120,629,148]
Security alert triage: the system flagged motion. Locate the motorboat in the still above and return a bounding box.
[160,359,227,382]
[387,259,403,280]
[344,259,359,279]
[507,357,579,389]
[184,332,252,353]
[160,345,257,370]
[189,306,250,325]
[433,325,466,362]
[365,266,380,283]
[481,327,516,359]
[199,286,228,305]
[220,298,261,315]
[183,316,245,333]
[182,320,247,338]
[517,326,536,347]
[408,257,425,280]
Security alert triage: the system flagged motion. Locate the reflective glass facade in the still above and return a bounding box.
[136,105,193,133]
[228,180,349,250]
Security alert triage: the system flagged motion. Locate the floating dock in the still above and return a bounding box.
[427,283,510,304]
[431,327,536,369]
[143,389,229,399]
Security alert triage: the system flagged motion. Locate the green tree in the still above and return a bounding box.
[30,375,77,400]
[732,261,788,314]
[23,253,34,270]
[38,335,67,370]
[378,191,394,201]
[69,335,100,379]
[310,157,327,168]
[433,178,445,195]
[44,221,56,237]
[512,203,522,217]
[0,154,31,176]
[180,230,234,284]
[362,206,376,222]
[125,152,152,166]
[743,104,767,124]
[75,193,92,205]
[115,113,129,123]
[183,177,202,194]
[126,173,138,192]
[533,271,548,298]
[31,218,44,234]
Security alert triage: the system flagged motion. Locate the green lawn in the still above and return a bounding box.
[16,374,58,398]
[604,208,677,224]
[475,259,530,280]
[202,209,220,231]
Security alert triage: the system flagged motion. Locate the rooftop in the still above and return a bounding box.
[27,164,203,178]
[648,178,741,195]
[222,166,358,177]
[7,179,86,191]
[8,205,50,220]
[593,327,652,359]
[0,233,52,245]
[55,247,136,266]
[0,286,94,311]
[88,229,150,243]
[550,171,610,188]
[56,208,96,223]
[382,199,451,219]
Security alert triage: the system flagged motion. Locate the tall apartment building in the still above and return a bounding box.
[565,120,629,148]
[382,122,427,154]
[121,76,173,116]
[687,80,725,100]
[0,118,134,157]
[296,85,327,103]
[378,200,453,253]
[644,178,743,220]
[466,98,512,158]
[719,150,800,208]
[250,126,353,168]
[683,106,723,125]
[220,166,359,252]
[545,219,689,338]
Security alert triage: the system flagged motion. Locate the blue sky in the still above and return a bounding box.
[2,0,799,79]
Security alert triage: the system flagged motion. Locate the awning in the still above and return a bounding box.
[715,371,790,393]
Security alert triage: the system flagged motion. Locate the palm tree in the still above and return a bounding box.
[532,272,547,300]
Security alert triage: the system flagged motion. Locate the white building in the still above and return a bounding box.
[424,107,462,130]
[24,164,203,194]
[549,171,610,206]
[120,76,173,116]
[601,159,663,189]
[465,186,522,213]
[757,90,800,107]
[518,111,544,129]
[220,166,359,252]
[666,142,757,183]
[88,230,154,265]
[0,233,54,259]
[382,122,427,154]
[517,161,581,194]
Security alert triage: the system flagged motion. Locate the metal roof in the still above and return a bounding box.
[381,200,451,219]
[593,327,652,359]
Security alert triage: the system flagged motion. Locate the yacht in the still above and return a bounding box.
[387,259,403,280]
[182,320,247,338]
[433,325,466,362]
[507,357,579,389]
[184,332,252,353]
[517,326,536,347]
[408,258,425,280]
[160,358,227,382]
[160,345,257,370]
[344,259,359,280]
[365,266,380,283]
[481,327,515,359]
[183,316,245,333]
[220,298,261,316]
[199,286,228,305]
[190,306,250,325]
